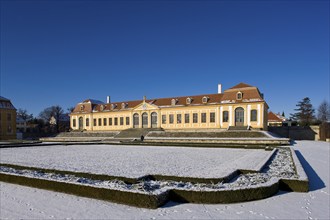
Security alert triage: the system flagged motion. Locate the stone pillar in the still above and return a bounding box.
[247,105,251,126]
[229,106,233,126]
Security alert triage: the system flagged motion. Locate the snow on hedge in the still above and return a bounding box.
[0,148,296,194]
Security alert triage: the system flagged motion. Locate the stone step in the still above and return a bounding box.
[56,131,119,138]
[115,128,164,138]
[228,126,250,131]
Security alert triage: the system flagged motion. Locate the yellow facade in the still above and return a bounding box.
[0,97,17,140]
[70,83,269,131]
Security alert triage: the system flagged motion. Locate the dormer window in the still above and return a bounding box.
[237,92,243,100]
[111,103,117,110]
[186,97,192,105]
[171,99,177,106]
[100,105,105,111]
[202,96,209,104]
[80,105,85,111]
[121,103,127,109]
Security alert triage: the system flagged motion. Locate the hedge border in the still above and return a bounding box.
[0,148,276,185]
[0,173,167,209]
[0,148,308,208]
[280,147,309,192]
[0,171,281,208]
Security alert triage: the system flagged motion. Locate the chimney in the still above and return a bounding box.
[106,96,111,104]
[218,84,222,94]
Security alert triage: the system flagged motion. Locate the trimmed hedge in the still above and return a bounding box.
[0,173,167,209]
[171,180,279,204]
[0,172,281,208]
[0,163,137,184]
[0,148,308,208]
[0,163,263,184]
[147,131,267,138]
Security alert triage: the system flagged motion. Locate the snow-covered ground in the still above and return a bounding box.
[0,144,271,178]
[0,141,329,219]
[0,148,294,194]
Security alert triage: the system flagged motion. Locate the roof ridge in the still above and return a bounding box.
[229,82,254,89]
[106,93,223,105]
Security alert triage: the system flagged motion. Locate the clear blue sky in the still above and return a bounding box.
[1,0,329,118]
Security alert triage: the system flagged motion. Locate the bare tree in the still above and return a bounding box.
[317,100,330,123]
[39,105,64,133]
[17,108,33,122]
[67,106,75,113]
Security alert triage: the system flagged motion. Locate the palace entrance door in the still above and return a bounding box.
[133,113,139,128]
[78,117,84,130]
[235,107,244,126]
[151,112,157,128]
[142,112,148,128]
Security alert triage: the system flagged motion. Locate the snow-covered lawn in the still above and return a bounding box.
[0,145,271,178]
[0,141,329,219]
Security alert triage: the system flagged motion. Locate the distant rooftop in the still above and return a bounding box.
[229,83,253,89]
[0,96,10,101]
[0,96,16,110]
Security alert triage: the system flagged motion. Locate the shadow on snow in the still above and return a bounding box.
[295,150,325,191]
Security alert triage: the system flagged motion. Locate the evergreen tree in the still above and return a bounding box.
[290,97,315,126]
[282,111,285,117]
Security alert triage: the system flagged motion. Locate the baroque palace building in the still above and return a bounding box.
[70,83,269,131]
[0,96,17,140]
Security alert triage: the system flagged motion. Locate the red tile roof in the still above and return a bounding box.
[268,112,284,122]
[229,83,253,89]
[72,83,266,114]
[221,86,263,102]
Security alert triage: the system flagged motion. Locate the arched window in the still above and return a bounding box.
[80,105,84,111]
[237,92,243,100]
[186,97,192,105]
[121,103,127,109]
[142,112,148,128]
[100,105,105,111]
[151,112,157,128]
[133,113,139,128]
[202,96,208,104]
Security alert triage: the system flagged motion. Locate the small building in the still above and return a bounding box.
[50,114,70,132]
[267,111,286,127]
[16,116,28,133]
[70,83,269,131]
[0,96,17,140]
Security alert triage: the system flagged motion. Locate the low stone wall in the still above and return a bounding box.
[268,126,317,140]
[145,138,290,146]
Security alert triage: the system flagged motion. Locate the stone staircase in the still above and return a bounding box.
[227,126,250,131]
[56,131,119,138]
[115,128,164,139]
[40,131,120,142]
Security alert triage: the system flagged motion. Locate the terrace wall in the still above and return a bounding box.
[268,126,317,140]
